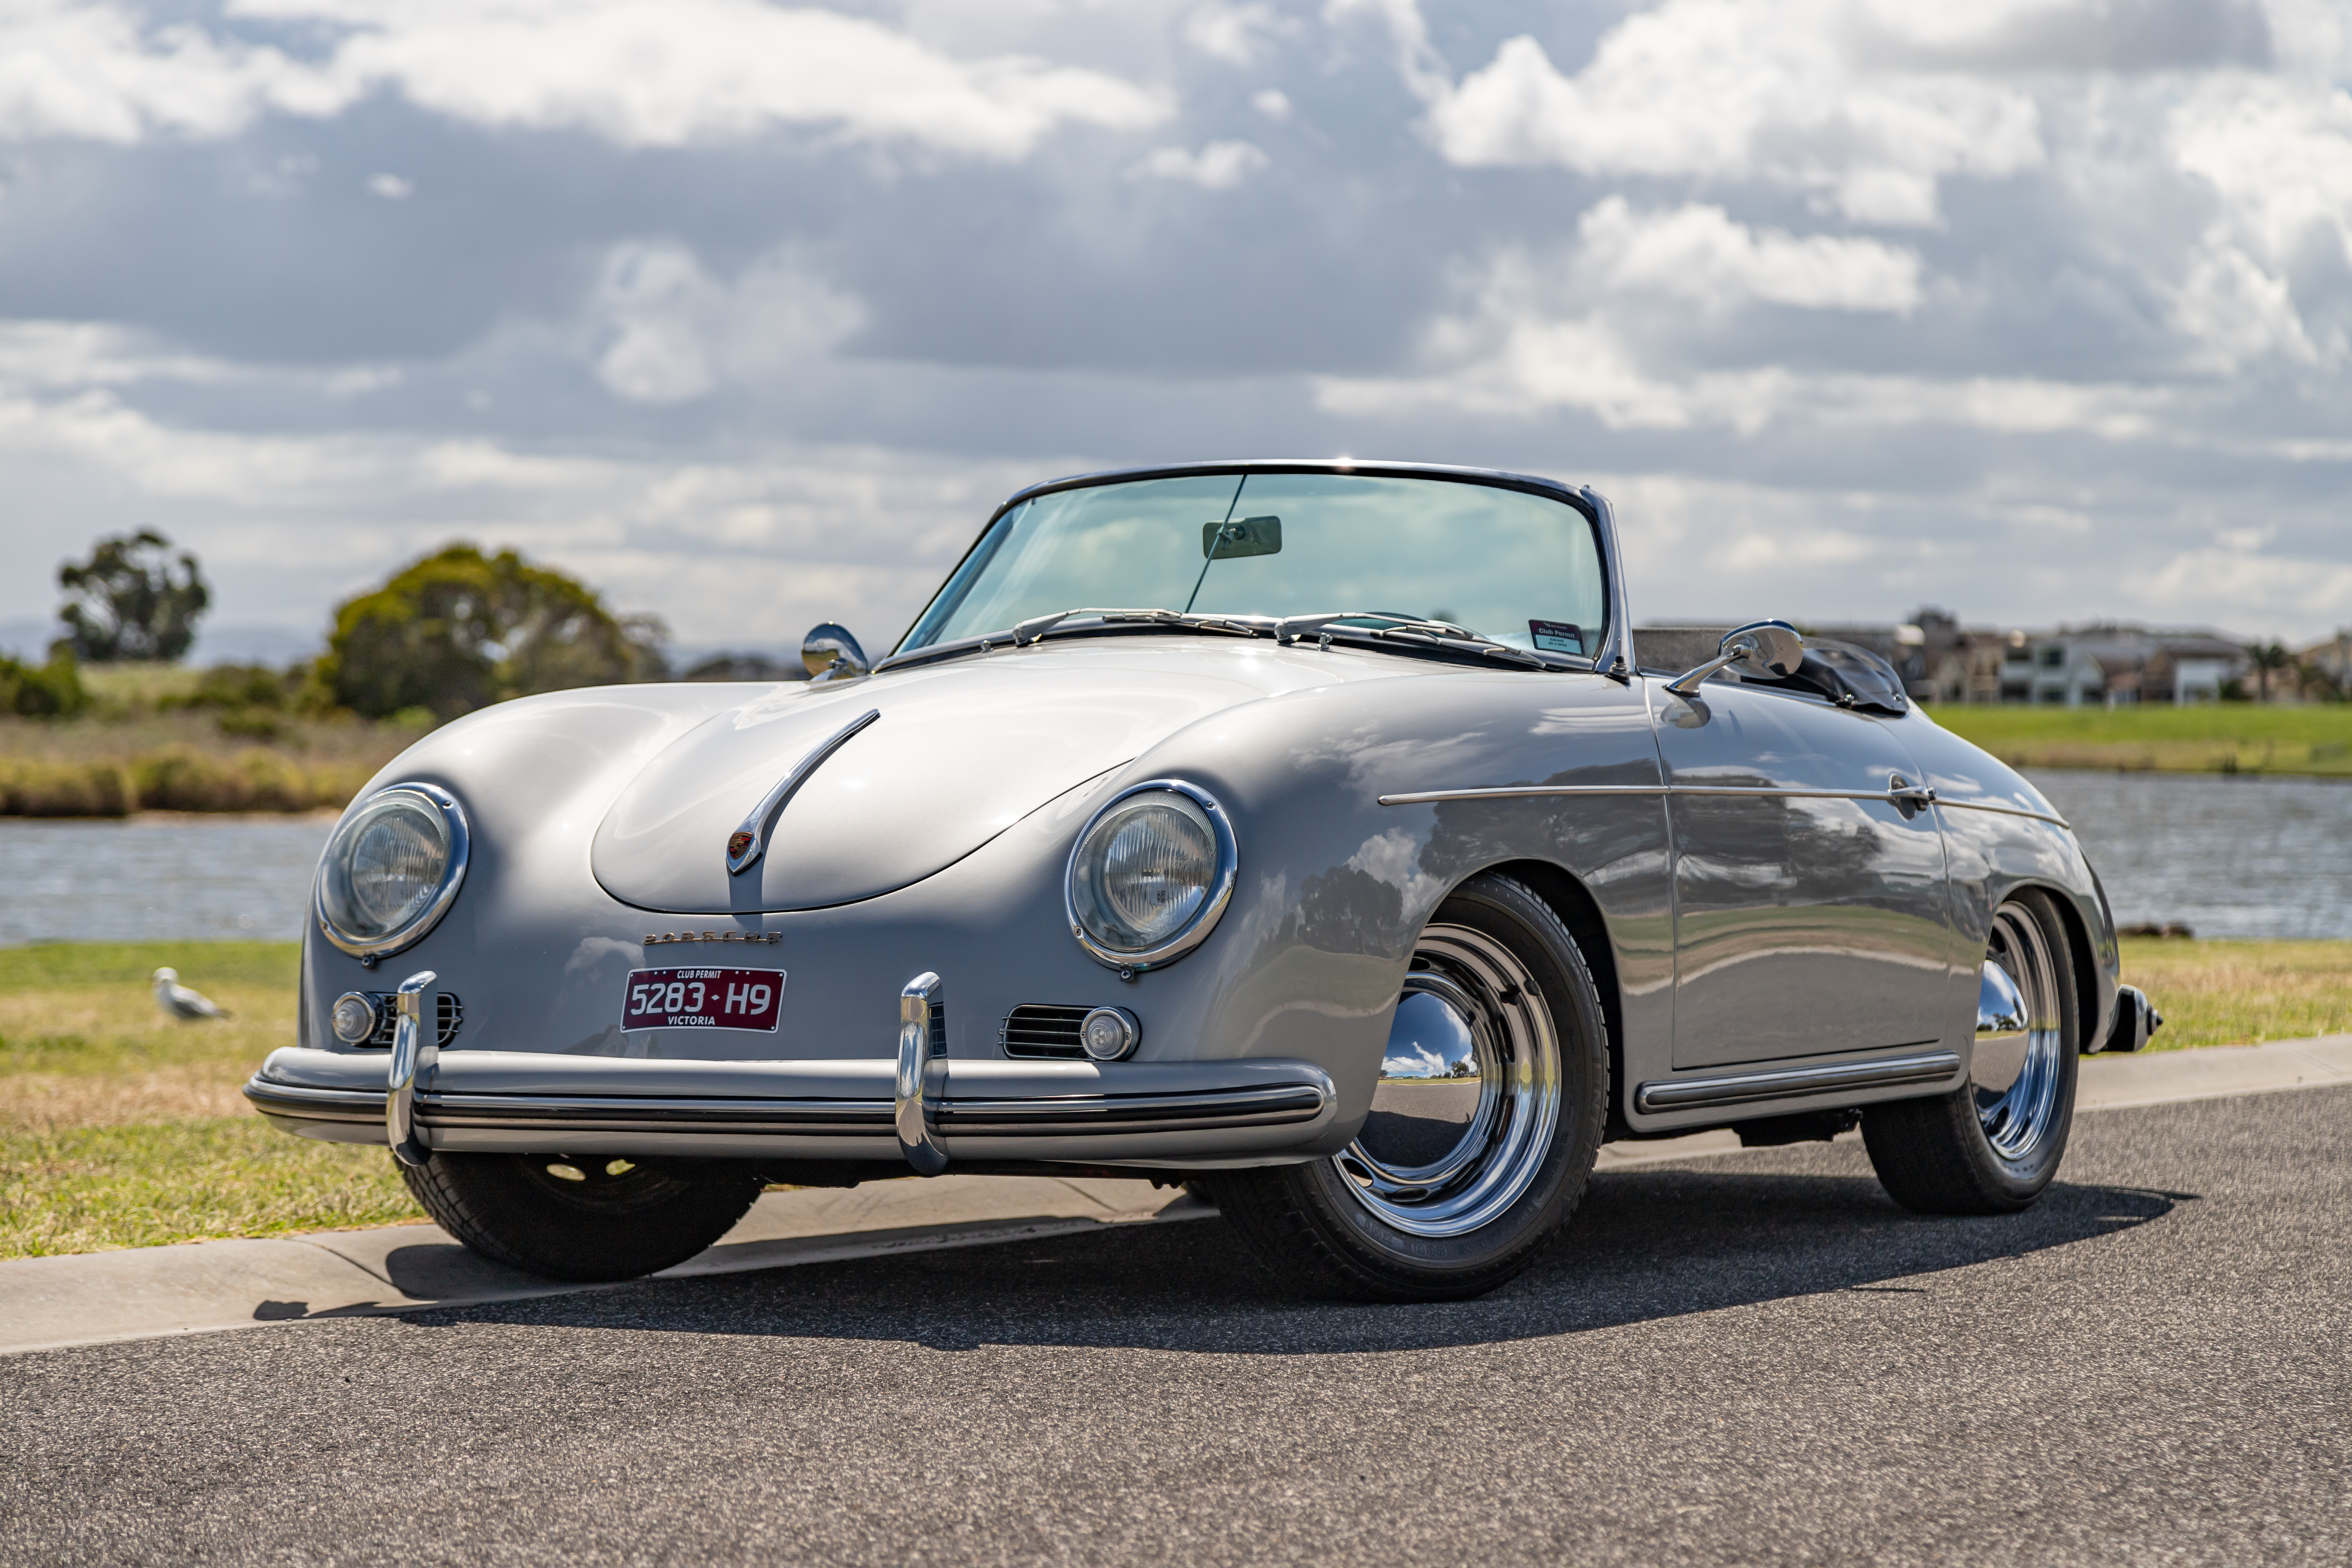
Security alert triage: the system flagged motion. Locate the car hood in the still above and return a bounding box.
[591,640,1396,914]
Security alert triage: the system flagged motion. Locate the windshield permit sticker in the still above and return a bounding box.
[1204,516,1282,559]
[1529,620,1584,655]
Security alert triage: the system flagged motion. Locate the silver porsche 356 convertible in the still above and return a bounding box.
[248,461,2159,1301]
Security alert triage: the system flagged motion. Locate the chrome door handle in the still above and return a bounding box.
[1888,776,1937,808]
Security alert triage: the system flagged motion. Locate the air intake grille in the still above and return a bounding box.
[1001,1004,1090,1059]
[357,992,463,1048]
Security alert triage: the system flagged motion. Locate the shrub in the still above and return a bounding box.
[0,651,91,718]
[0,761,133,817]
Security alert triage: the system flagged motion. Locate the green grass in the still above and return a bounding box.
[0,939,429,1257]
[0,1120,420,1257]
[0,936,2344,1257]
[1931,703,2352,777]
[2118,937,2352,1050]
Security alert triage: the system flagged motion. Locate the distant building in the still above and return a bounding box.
[2302,629,2352,700]
[1796,612,2252,706]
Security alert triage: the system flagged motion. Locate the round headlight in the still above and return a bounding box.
[1066,781,1236,970]
[316,783,469,960]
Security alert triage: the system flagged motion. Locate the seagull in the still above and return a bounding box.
[152,967,231,1021]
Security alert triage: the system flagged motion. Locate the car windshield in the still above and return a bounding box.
[899,471,1609,657]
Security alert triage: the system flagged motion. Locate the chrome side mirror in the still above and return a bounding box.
[801,623,869,681]
[1665,620,1805,695]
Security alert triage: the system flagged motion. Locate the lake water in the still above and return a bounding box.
[1,769,2347,946]
[0,815,334,947]
[2024,770,2352,941]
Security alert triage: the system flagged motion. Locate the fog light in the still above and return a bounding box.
[331,991,380,1044]
[1079,1006,1141,1061]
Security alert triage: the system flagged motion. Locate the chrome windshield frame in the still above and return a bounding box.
[887,459,1622,671]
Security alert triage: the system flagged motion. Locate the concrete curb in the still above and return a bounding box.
[3,1036,2346,1358]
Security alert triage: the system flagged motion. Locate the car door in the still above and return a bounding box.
[1649,676,1955,1070]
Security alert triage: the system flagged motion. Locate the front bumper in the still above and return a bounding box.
[245,1047,1338,1170]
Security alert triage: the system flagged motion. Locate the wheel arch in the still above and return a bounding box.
[1474,858,1625,1125]
[1999,876,2102,1053]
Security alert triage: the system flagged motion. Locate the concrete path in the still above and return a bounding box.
[2,1033,2344,1358]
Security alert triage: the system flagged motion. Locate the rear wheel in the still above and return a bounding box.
[398,1151,762,1281]
[1863,887,2080,1214]
[1205,873,1609,1302]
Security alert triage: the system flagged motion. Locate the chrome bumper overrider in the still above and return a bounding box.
[243,1046,1338,1167]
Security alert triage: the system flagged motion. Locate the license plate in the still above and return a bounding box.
[622,967,785,1032]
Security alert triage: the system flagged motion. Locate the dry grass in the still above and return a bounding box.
[0,710,412,815]
[2120,936,2352,1049]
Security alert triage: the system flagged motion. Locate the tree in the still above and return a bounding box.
[55,530,210,662]
[2246,640,2293,704]
[315,544,670,721]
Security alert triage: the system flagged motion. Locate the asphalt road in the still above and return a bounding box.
[4,1088,2346,1566]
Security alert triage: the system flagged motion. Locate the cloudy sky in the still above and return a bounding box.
[3,0,2349,663]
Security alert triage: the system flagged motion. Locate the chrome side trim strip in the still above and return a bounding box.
[726,706,881,876]
[1635,1050,1962,1114]
[1378,784,1666,805]
[1932,797,2069,828]
[896,972,950,1174]
[1375,782,2067,828]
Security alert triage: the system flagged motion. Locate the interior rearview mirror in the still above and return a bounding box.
[1666,619,1804,695]
[802,623,870,681]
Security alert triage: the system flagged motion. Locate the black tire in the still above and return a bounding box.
[1204,873,1609,1302]
[1863,887,2080,1214]
[399,1151,763,1281]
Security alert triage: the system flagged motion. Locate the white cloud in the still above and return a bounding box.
[592,240,865,405]
[1316,252,2163,438]
[0,0,347,142]
[1129,138,1268,189]
[2172,75,2352,267]
[0,0,1172,158]
[1183,2,1292,66]
[2167,231,2319,370]
[1344,0,2045,225]
[366,171,411,199]
[1576,198,1922,314]
[1251,87,1291,121]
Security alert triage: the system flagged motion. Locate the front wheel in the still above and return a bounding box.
[1205,873,1609,1302]
[1862,887,2080,1214]
[399,1151,763,1281]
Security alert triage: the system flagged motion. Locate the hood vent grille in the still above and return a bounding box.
[1001,1004,1090,1059]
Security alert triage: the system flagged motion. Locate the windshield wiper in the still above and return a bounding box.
[1008,607,1274,645]
[1274,612,1557,670]
[880,606,1571,674]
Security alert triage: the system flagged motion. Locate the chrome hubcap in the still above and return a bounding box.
[1973,903,2064,1163]
[1334,923,1560,1238]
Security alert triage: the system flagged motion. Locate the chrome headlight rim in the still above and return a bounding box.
[314,781,471,961]
[1064,778,1238,972]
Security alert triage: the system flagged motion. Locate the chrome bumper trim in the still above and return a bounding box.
[245,1051,1336,1157]
[937,1084,1328,1135]
[1635,1050,1962,1114]
[386,970,438,1169]
[896,972,949,1174]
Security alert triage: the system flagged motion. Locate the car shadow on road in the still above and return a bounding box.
[399,1150,2190,1355]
